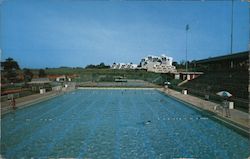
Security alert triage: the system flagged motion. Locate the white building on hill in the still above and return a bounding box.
[140,54,176,73]
[111,63,138,70]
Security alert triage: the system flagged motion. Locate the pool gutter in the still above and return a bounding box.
[77,87,156,90]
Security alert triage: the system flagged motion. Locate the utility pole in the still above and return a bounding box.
[185,24,189,72]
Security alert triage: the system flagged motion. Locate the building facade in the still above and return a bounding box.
[111,63,138,69]
[140,54,176,73]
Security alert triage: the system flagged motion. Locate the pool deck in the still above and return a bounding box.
[159,88,250,133]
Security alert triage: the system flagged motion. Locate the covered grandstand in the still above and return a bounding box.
[181,51,249,112]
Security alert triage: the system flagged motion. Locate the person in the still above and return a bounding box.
[164,85,168,92]
[222,100,230,117]
[137,120,151,126]
[145,120,151,125]
[12,98,16,110]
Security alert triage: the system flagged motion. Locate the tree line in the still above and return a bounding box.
[85,62,110,69]
[1,58,197,84]
[1,58,47,83]
[172,60,197,70]
[1,58,111,84]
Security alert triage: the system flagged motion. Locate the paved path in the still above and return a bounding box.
[158,88,250,131]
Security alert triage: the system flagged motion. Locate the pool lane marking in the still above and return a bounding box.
[157,91,249,137]
[4,93,88,157]
[142,92,191,158]
[3,90,81,122]
[156,92,198,115]
[157,92,243,137]
[114,90,146,158]
[156,93,232,158]
[154,97,223,158]
[114,93,121,159]
[3,97,74,138]
[1,97,80,147]
[39,93,103,157]
[115,90,139,158]
[132,92,156,159]
[151,91,229,158]
[77,93,110,158]
[2,93,87,138]
[2,94,67,132]
[4,92,94,158]
[3,94,63,121]
[3,90,82,122]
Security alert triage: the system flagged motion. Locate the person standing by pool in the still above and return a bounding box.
[12,98,16,110]
[222,100,230,117]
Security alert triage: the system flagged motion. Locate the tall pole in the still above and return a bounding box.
[230,0,234,55]
[185,24,189,72]
[230,0,234,69]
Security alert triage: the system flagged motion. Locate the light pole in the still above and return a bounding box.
[230,0,234,55]
[185,24,189,72]
[230,0,234,69]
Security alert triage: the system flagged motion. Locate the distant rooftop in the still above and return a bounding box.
[28,78,51,84]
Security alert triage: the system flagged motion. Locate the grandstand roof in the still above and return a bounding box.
[196,51,249,64]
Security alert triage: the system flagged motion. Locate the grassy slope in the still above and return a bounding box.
[44,68,172,84]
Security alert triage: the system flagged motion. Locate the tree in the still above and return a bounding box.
[191,60,196,67]
[99,62,110,69]
[99,62,105,67]
[2,58,20,83]
[3,57,20,71]
[175,60,186,69]
[85,64,96,69]
[23,69,33,83]
[38,69,46,77]
[6,70,19,83]
[172,61,178,67]
[85,63,110,69]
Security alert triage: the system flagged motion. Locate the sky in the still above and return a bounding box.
[0,0,249,68]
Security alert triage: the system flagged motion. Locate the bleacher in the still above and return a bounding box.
[183,71,248,98]
[181,71,248,111]
[180,51,249,111]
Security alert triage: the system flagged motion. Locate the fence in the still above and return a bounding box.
[1,90,36,102]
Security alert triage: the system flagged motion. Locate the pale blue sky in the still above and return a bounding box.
[0,0,249,68]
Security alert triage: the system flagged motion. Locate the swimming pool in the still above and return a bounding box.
[1,89,249,158]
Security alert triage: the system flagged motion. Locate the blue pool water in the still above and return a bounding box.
[1,89,249,158]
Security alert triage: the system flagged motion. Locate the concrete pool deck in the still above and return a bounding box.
[159,88,250,133]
